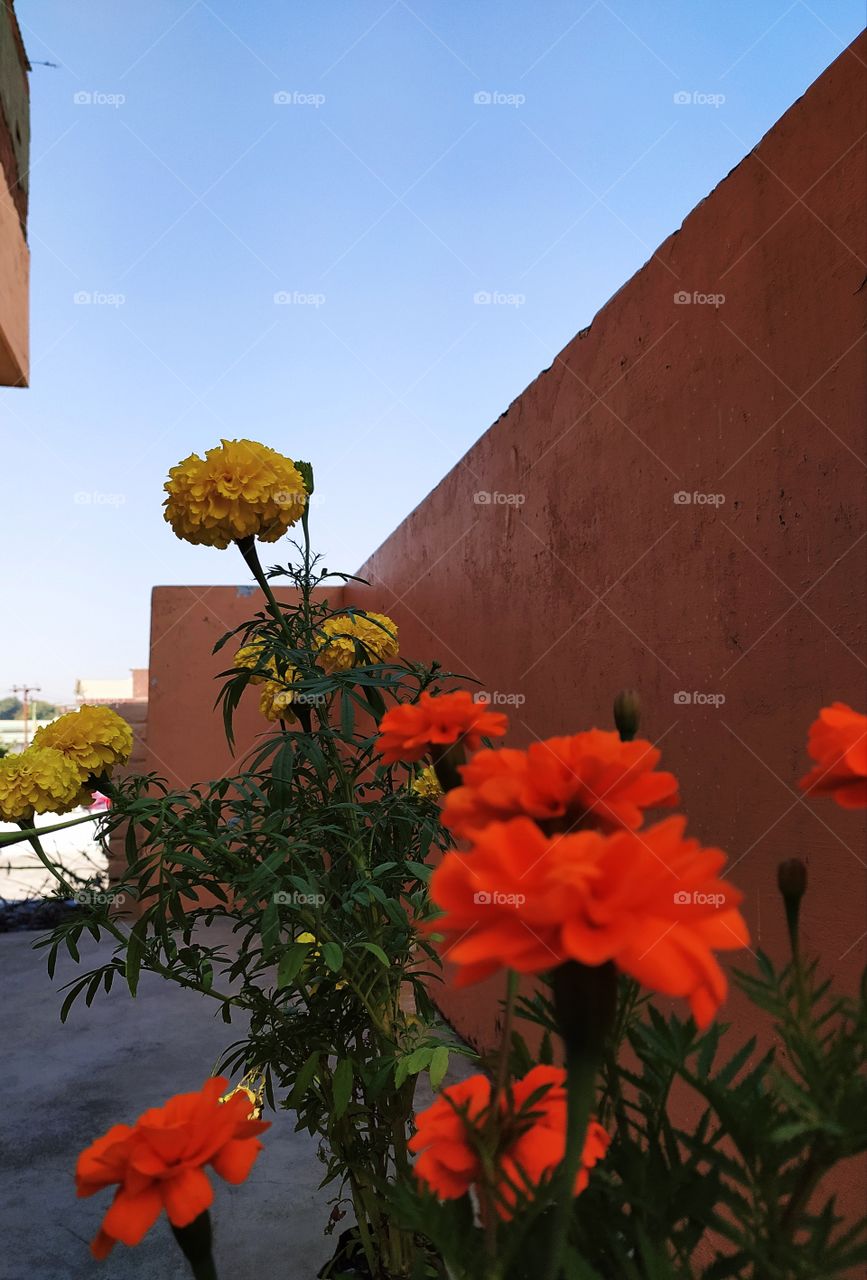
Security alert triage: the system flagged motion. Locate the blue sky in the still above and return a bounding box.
[3,0,864,703]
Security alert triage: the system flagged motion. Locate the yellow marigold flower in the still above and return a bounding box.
[234,639,278,685]
[0,747,85,822]
[411,766,443,800]
[163,439,307,549]
[315,612,399,674]
[259,678,298,723]
[33,705,133,780]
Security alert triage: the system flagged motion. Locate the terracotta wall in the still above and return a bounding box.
[345,32,867,1046]
[143,584,345,790]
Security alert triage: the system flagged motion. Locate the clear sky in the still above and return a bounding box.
[2,0,863,703]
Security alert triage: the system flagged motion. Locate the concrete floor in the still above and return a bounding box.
[0,927,343,1280]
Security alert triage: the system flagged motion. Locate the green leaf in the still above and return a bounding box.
[277,943,310,989]
[404,1047,433,1076]
[287,1051,320,1108]
[269,740,295,810]
[321,941,343,973]
[362,684,386,718]
[125,914,148,997]
[332,1057,353,1119]
[405,860,431,882]
[261,898,280,956]
[359,941,390,968]
[340,691,355,739]
[429,1045,449,1090]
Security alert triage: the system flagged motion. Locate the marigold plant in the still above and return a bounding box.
[11,443,864,1280]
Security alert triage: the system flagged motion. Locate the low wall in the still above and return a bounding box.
[143,584,345,789]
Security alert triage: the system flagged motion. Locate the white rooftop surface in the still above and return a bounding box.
[0,808,105,901]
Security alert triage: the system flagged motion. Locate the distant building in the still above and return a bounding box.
[75,669,149,704]
[0,1,29,387]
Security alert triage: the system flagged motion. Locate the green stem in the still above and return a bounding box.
[492,970,519,1116]
[236,536,295,648]
[17,820,77,896]
[544,1049,598,1280]
[0,811,102,848]
[171,1211,219,1280]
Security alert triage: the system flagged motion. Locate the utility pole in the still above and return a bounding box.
[10,684,41,749]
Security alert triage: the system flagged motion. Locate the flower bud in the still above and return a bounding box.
[295,459,315,496]
[777,858,807,901]
[777,858,807,964]
[613,688,641,741]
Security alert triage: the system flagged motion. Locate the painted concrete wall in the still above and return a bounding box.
[344,32,867,1045]
[143,584,345,791]
[0,0,28,386]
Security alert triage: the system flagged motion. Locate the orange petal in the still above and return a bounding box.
[101,1184,164,1246]
[163,1166,214,1227]
[211,1137,264,1184]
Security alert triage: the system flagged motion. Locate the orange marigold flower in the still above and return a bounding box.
[443,730,678,839]
[428,815,748,1028]
[76,1077,269,1259]
[409,1065,608,1218]
[377,691,509,765]
[798,702,867,810]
